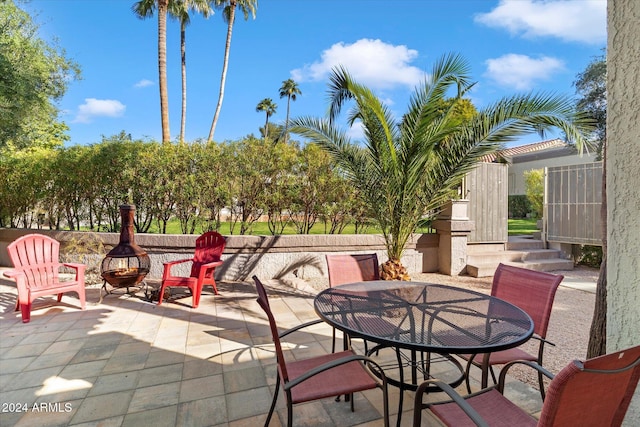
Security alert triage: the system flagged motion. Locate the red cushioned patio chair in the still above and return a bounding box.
[157,231,225,308]
[325,253,381,352]
[6,233,86,323]
[414,345,640,427]
[462,263,563,399]
[253,276,389,427]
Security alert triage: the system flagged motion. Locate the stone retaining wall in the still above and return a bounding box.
[0,229,439,283]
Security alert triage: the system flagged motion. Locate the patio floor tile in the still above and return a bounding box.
[0,278,554,426]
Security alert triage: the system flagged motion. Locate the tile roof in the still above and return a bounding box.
[482,138,567,163]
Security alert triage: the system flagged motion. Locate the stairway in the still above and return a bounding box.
[466,235,574,277]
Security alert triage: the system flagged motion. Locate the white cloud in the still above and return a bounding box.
[134,79,154,88]
[475,0,606,44]
[73,98,126,123]
[291,38,425,90]
[484,54,565,90]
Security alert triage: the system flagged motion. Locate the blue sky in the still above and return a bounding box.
[23,0,606,147]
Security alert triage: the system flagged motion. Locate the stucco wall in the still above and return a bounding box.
[607,0,640,424]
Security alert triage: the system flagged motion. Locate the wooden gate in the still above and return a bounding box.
[464,163,508,243]
[544,162,603,245]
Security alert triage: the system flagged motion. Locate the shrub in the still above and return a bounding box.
[575,245,603,268]
[508,195,532,218]
[524,169,544,218]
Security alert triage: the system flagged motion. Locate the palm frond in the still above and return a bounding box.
[290,53,594,263]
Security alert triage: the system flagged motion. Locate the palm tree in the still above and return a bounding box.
[279,78,301,143]
[291,53,593,280]
[168,0,215,144]
[256,98,277,139]
[207,0,257,142]
[132,0,171,143]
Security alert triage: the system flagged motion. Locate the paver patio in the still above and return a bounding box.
[0,275,558,426]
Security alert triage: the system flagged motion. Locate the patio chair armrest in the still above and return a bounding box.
[3,269,25,281]
[62,262,86,272]
[3,269,29,296]
[414,379,490,427]
[497,359,555,391]
[284,353,387,391]
[200,260,224,272]
[531,335,556,347]
[279,319,324,339]
[163,258,193,268]
[162,258,193,275]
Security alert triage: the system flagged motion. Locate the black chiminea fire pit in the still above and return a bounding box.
[99,204,150,303]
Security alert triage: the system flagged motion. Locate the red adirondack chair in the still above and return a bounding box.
[157,231,226,308]
[6,233,86,323]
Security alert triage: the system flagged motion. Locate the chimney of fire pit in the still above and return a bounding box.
[107,204,147,257]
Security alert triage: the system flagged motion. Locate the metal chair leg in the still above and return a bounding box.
[265,375,280,426]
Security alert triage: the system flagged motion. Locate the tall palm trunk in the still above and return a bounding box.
[284,96,291,143]
[158,0,170,143]
[180,20,187,143]
[208,1,236,142]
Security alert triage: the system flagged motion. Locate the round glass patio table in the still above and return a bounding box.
[314,280,534,425]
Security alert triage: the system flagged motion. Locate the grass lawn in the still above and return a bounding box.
[507,218,538,236]
[148,221,435,235]
[145,218,536,236]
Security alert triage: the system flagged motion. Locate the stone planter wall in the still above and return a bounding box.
[0,229,440,284]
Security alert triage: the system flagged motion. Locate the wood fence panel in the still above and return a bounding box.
[464,163,508,243]
[545,162,603,245]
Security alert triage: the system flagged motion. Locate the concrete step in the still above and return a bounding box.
[506,235,545,250]
[466,237,574,277]
[467,258,574,277]
[467,248,563,265]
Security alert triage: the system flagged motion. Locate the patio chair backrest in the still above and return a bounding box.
[326,253,379,287]
[7,233,62,290]
[253,276,290,383]
[491,263,563,338]
[537,345,640,427]
[190,231,225,277]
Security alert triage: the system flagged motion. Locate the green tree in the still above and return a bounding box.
[91,132,142,231]
[0,1,80,150]
[292,54,593,280]
[574,51,606,159]
[207,0,257,142]
[318,168,353,234]
[289,143,332,234]
[256,98,277,140]
[225,136,273,234]
[575,53,607,358]
[168,0,214,143]
[262,141,297,235]
[0,149,49,227]
[279,78,301,143]
[132,0,171,143]
[197,140,230,231]
[524,169,544,218]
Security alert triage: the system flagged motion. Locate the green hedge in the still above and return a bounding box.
[508,195,533,218]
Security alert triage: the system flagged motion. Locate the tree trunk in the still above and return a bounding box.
[587,149,607,358]
[208,2,236,142]
[158,1,170,143]
[284,96,291,143]
[180,20,187,143]
[380,258,410,281]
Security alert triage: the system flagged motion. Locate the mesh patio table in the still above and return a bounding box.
[314,280,533,426]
